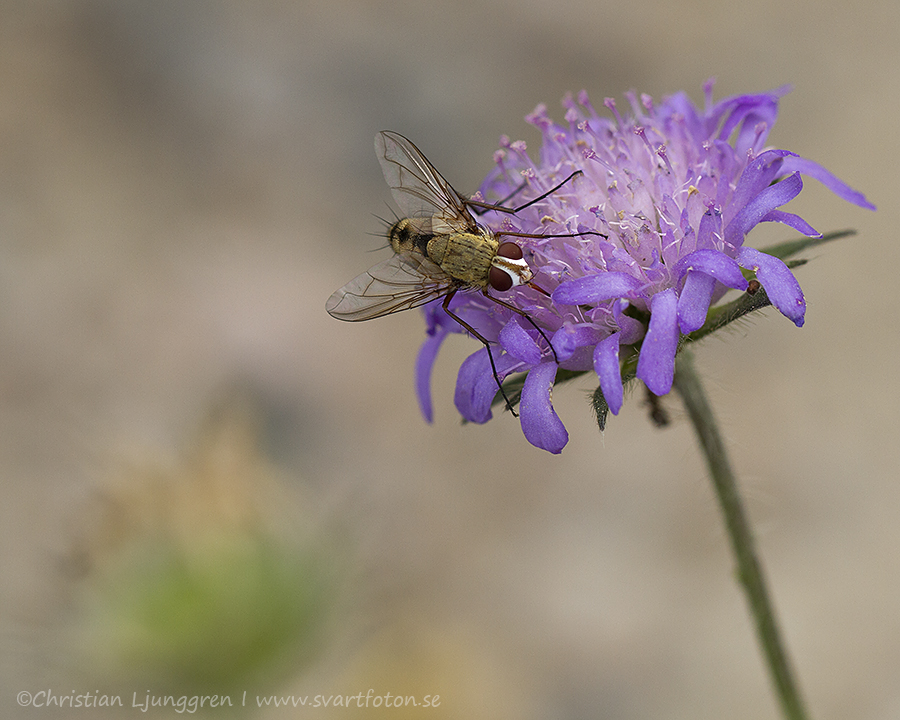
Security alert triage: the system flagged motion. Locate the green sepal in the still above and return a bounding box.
[757,228,855,262]
[591,384,609,431]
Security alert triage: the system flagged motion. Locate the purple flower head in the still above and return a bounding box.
[415,82,874,453]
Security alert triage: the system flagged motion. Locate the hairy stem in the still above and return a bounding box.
[673,350,809,720]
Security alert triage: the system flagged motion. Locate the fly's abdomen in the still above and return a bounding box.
[389,218,434,256]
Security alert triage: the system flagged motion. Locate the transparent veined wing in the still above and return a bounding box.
[325,252,458,322]
[376,131,478,233]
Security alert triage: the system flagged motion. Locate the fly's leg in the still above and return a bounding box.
[441,292,518,417]
[465,170,586,215]
[482,292,559,365]
[498,229,606,240]
[466,169,607,240]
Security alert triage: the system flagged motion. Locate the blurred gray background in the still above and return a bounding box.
[0,1,895,719]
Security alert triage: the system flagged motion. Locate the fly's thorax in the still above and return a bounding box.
[428,230,498,287]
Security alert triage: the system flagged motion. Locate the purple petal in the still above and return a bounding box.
[415,326,449,423]
[612,301,645,344]
[500,319,542,365]
[471,356,519,418]
[725,172,803,247]
[520,361,568,454]
[454,349,524,423]
[674,249,748,333]
[674,249,749,290]
[781,155,876,210]
[423,296,465,338]
[636,288,679,396]
[760,209,820,237]
[551,323,602,362]
[729,149,795,221]
[695,205,723,252]
[713,91,783,154]
[594,333,624,415]
[454,348,493,423]
[552,272,645,305]
[735,246,806,326]
[677,271,716,334]
[665,91,704,142]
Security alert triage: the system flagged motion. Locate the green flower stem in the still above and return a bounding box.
[673,350,809,720]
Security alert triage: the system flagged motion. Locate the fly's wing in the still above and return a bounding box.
[326,252,457,321]
[376,131,479,233]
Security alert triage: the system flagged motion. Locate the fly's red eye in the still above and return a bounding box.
[489,267,513,292]
[497,242,523,260]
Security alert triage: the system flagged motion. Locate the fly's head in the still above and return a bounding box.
[488,242,534,292]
